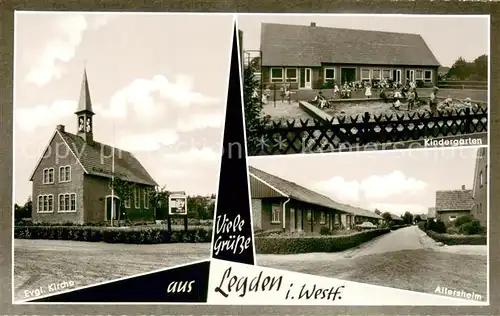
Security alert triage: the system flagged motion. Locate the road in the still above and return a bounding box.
[257,226,488,301]
[14,239,211,302]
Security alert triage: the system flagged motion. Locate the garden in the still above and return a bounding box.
[417,215,486,245]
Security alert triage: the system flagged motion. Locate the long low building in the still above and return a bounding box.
[260,22,441,90]
[249,166,382,233]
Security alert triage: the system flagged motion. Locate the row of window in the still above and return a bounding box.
[271,207,327,224]
[271,207,378,227]
[269,67,434,83]
[359,68,433,81]
[37,193,76,213]
[476,202,484,215]
[42,166,71,184]
[124,187,150,209]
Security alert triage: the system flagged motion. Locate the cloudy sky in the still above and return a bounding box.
[14,12,234,204]
[249,146,484,216]
[238,14,489,67]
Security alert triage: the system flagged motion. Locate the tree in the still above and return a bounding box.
[374,209,382,215]
[448,57,470,80]
[15,196,32,220]
[473,54,488,80]
[244,65,271,151]
[109,178,135,224]
[149,186,170,221]
[382,212,392,226]
[402,211,413,225]
[447,54,488,80]
[414,215,422,223]
[249,56,261,71]
[187,195,216,220]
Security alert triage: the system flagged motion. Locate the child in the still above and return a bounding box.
[285,87,292,104]
[394,89,402,100]
[393,99,401,110]
[429,87,439,114]
[443,96,453,107]
[262,85,271,104]
[334,84,340,97]
[365,83,372,98]
[312,91,327,108]
[463,97,472,107]
[407,89,415,111]
[280,84,286,102]
[379,89,387,101]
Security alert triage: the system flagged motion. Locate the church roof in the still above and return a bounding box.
[29,128,158,187]
[75,68,94,114]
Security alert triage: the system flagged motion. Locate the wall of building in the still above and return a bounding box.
[354,215,382,225]
[471,147,488,227]
[258,198,344,233]
[436,210,471,223]
[262,65,438,90]
[251,198,263,229]
[83,177,155,223]
[82,174,108,223]
[31,132,85,224]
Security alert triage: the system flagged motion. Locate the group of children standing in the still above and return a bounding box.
[260,83,292,105]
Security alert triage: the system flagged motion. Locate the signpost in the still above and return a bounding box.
[168,191,188,231]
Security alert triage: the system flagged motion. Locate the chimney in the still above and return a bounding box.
[461,185,466,190]
[56,124,65,132]
[310,22,316,27]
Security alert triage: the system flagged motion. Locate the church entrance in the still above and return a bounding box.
[105,196,120,221]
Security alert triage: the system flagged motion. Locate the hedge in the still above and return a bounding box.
[425,229,486,246]
[390,224,410,230]
[254,229,283,237]
[255,228,390,254]
[14,226,212,244]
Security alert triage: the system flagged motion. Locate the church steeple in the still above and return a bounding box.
[75,67,95,144]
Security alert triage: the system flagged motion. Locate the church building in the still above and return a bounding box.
[29,69,158,224]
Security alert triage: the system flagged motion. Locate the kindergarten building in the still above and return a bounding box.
[259,22,441,89]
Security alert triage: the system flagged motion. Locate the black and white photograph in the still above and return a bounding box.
[249,146,488,302]
[13,12,233,302]
[239,14,489,155]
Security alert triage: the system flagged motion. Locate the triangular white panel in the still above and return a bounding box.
[207,259,486,305]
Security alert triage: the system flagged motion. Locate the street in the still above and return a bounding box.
[257,226,487,301]
[14,239,211,302]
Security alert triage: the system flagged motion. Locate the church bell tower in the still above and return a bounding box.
[75,68,95,145]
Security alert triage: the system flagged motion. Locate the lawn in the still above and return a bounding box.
[257,249,487,301]
[14,239,211,302]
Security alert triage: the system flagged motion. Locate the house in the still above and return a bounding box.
[427,207,436,220]
[471,147,488,226]
[435,185,474,223]
[390,213,405,224]
[438,66,450,77]
[343,205,383,226]
[260,22,441,90]
[30,69,158,225]
[249,166,380,233]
